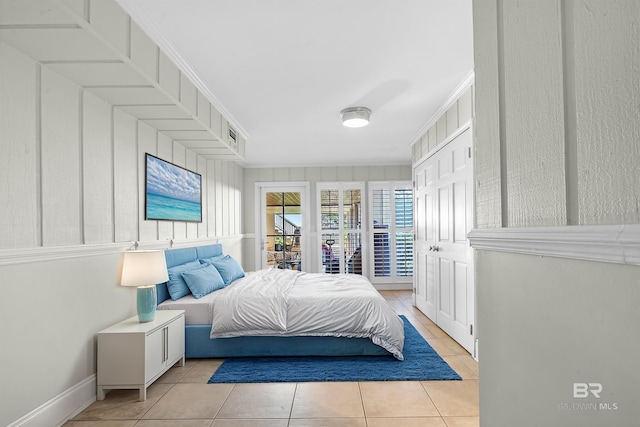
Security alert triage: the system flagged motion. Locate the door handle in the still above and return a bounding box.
[429,246,440,252]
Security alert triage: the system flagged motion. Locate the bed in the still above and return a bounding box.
[156,244,405,360]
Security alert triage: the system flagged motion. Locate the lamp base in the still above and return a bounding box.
[137,285,157,323]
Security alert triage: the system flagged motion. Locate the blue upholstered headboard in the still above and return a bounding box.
[156,243,224,304]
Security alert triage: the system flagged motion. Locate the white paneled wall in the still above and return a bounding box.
[572,1,640,225]
[113,109,138,243]
[0,40,244,426]
[502,0,566,227]
[412,84,474,165]
[83,91,114,244]
[0,44,39,246]
[41,66,82,246]
[472,1,640,426]
[0,42,243,251]
[473,0,640,228]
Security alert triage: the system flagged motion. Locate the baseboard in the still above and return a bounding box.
[7,375,96,427]
[373,283,413,291]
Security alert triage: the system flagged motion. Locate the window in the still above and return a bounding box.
[318,182,364,275]
[369,182,414,283]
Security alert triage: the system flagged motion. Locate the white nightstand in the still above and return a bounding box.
[96,310,185,401]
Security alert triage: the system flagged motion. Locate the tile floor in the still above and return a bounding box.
[65,290,479,427]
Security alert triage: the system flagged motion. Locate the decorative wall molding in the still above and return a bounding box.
[115,0,248,140]
[0,243,132,266]
[0,237,244,266]
[408,70,475,147]
[468,224,640,267]
[413,121,472,167]
[7,375,96,427]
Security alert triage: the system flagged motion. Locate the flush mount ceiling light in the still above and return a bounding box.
[340,107,371,128]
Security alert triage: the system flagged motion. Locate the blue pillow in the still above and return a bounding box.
[211,255,245,285]
[199,254,226,265]
[181,264,226,298]
[166,260,202,300]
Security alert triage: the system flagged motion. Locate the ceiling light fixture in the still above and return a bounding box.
[340,107,371,128]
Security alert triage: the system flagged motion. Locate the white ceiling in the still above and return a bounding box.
[116,0,474,168]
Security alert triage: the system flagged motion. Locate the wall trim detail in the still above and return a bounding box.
[0,243,132,266]
[7,375,96,427]
[468,224,640,266]
[413,122,472,167]
[0,237,241,266]
[408,70,475,146]
[115,0,248,140]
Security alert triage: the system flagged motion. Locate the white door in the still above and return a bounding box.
[256,183,310,271]
[414,160,437,319]
[414,128,475,354]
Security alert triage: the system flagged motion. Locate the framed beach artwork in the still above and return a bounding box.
[145,153,202,222]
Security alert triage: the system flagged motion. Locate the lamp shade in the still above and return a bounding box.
[121,250,169,287]
[340,107,371,128]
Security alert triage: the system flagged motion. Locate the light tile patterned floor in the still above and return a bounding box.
[65,290,478,427]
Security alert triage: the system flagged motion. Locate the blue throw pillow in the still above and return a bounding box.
[166,260,202,300]
[211,255,245,285]
[199,254,226,265]
[182,264,226,298]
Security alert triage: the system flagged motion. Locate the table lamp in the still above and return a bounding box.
[120,250,169,323]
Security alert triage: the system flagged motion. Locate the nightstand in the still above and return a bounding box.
[96,310,185,401]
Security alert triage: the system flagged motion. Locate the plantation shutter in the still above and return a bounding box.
[394,187,414,277]
[369,182,413,283]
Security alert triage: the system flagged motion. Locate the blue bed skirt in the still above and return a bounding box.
[185,324,390,358]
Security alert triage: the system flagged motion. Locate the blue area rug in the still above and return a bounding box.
[208,316,461,383]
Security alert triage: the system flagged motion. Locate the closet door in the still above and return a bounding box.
[434,128,474,353]
[413,127,475,354]
[414,159,437,320]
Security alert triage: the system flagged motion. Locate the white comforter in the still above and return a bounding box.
[208,268,405,360]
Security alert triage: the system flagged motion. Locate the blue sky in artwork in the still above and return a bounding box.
[146,155,201,203]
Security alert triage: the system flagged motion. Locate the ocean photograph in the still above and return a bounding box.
[145,154,202,222]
